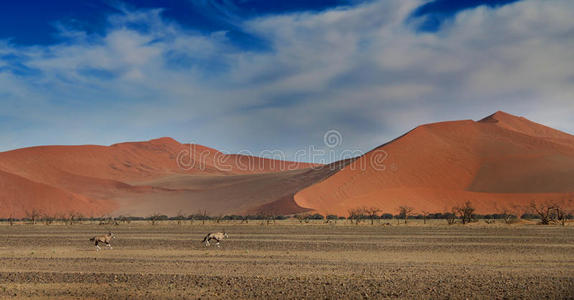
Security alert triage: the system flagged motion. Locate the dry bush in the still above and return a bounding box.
[295,213,311,224]
[500,209,516,225]
[347,208,366,225]
[455,201,475,224]
[446,209,457,225]
[530,200,572,226]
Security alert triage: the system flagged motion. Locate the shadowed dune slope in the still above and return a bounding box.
[295,111,574,216]
[118,160,353,217]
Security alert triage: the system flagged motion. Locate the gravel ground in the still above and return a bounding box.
[0,221,573,299]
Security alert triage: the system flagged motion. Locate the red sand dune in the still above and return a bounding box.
[295,111,574,216]
[0,169,113,218]
[0,138,319,218]
[1,111,573,218]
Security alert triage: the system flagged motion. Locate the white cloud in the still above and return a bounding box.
[0,0,573,162]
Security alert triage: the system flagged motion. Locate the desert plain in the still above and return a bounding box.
[0,220,573,299]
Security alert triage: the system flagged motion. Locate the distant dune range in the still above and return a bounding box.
[1,111,573,218]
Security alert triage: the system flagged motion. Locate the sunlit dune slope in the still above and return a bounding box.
[295,111,574,216]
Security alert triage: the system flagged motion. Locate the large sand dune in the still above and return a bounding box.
[1,111,573,218]
[0,138,321,218]
[295,111,574,216]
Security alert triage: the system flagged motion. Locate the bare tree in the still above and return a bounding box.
[530,202,560,225]
[455,201,475,225]
[398,206,415,224]
[175,210,186,225]
[8,213,14,226]
[365,207,381,225]
[421,211,430,224]
[530,201,573,226]
[198,209,208,225]
[260,212,276,225]
[25,209,42,225]
[347,208,366,225]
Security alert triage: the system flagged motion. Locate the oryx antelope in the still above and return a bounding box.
[202,232,228,247]
[89,232,115,251]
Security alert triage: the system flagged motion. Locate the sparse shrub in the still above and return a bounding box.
[445,210,457,225]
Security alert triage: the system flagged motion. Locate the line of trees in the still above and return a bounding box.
[2,200,573,226]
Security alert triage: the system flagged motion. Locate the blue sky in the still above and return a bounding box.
[1,0,574,162]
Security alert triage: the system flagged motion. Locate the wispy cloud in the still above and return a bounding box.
[1,0,573,162]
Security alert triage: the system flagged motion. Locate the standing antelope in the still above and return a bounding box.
[202,232,228,247]
[90,232,115,251]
